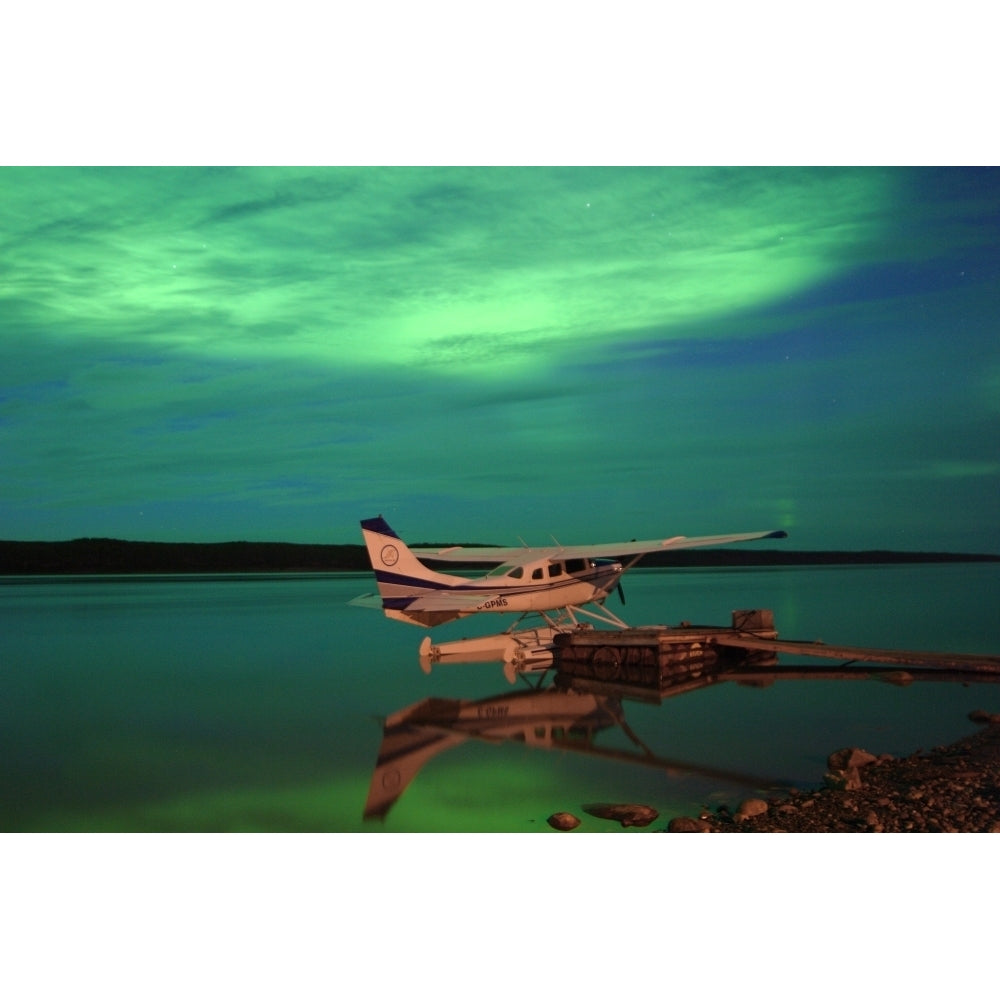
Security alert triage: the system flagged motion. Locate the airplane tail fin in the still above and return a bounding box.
[358,516,465,625]
[360,515,451,583]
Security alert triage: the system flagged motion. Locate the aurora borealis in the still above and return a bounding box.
[2,167,999,552]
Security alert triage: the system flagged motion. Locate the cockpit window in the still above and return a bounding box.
[487,563,518,577]
[565,558,586,574]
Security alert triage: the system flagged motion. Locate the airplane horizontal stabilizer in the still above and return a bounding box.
[348,592,384,609]
[404,591,508,612]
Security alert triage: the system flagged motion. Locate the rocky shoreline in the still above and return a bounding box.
[667,711,1000,833]
[546,712,1000,832]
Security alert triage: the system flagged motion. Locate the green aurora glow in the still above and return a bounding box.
[2,167,999,551]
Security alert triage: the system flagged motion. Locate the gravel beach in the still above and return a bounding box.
[667,712,1000,833]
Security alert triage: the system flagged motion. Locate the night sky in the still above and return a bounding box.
[3,166,999,552]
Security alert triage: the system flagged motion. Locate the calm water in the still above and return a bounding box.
[2,564,998,832]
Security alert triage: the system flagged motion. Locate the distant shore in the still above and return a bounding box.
[1,538,999,576]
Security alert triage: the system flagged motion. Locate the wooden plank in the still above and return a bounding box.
[556,626,773,648]
[554,628,710,647]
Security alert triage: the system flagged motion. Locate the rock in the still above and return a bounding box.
[734,798,769,821]
[824,768,863,790]
[969,710,1000,725]
[825,749,877,791]
[583,803,659,828]
[827,747,878,771]
[547,812,581,831]
[878,670,914,686]
[667,816,712,832]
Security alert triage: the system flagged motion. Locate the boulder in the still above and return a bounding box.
[968,709,1000,725]
[547,812,581,831]
[824,769,863,791]
[583,803,659,828]
[734,798,769,821]
[827,747,878,772]
[667,816,713,832]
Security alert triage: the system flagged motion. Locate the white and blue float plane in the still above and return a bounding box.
[351,515,787,681]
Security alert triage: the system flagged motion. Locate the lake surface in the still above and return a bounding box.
[2,564,999,832]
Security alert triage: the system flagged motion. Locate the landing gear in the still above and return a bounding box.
[536,602,629,632]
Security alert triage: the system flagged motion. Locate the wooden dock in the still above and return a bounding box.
[553,609,1000,694]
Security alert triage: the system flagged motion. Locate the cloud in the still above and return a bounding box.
[1,167,895,376]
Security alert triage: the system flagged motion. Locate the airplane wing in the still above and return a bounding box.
[413,529,787,565]
[409,544,515,564]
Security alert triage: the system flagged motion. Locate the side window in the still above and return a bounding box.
[508,566,524,579]
[565,558,586,574]
[548,562,563,577]
[531,567,544,580]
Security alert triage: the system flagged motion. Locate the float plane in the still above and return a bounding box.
[351,515,787,681]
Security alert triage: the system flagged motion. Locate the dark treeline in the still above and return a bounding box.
[0,539,366,575]
[1,538,998,576]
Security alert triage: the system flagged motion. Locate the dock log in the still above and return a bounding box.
[712,635,1000,674]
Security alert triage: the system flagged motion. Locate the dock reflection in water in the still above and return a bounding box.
[364,662,1000,821]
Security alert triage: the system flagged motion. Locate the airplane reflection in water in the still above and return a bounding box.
[364,664,1000,821]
